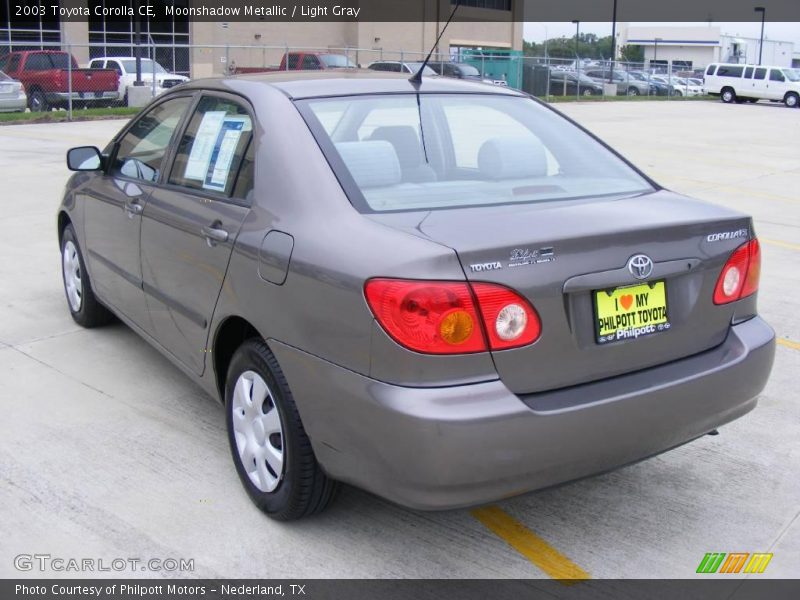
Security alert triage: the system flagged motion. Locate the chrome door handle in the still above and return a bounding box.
[125,201,143,217]
[202,225,229,245]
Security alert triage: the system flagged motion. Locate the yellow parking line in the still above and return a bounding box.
[471,505,590,583]
[777,338,800,351]
[762,239,800,252]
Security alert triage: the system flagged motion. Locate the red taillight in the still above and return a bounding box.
[364,279,541,354]
[471,282,541,350]
[713,239,761,305]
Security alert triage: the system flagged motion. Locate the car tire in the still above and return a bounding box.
[582,88,594,96]
[627,87,639,96]
[61,224,114,328]
[721,87,736,103]
[674,89,683,97]
[29,89,48,112]
[225,339,338,520]
[784,92,799,108]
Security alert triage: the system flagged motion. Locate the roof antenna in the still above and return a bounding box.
[410,0,461,86]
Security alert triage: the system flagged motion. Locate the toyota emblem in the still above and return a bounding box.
[628,254,654,280]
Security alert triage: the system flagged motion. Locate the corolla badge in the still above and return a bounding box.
[627,254,654,280]
[508,247,555,268]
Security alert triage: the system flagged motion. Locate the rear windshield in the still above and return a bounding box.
[299,94,653,213]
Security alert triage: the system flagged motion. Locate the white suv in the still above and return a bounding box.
[87,57,188,105]
[704,63,800,107]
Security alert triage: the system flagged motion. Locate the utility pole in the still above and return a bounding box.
[754,6,766,66]
[572,20,580,64]
[610,0,618,80]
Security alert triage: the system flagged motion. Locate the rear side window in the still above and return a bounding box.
[744,67,754,78]
[753,68,767,80]
[169,95,254,197]
[7,54,21,72]
[769,69,785,82]
[287,54,300,69]
[113,96,192,182]
[717,66,743,78]
[706,65,717,76]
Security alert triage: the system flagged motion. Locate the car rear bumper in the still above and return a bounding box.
[48,91,119,102]
[271,316,775,510]
[0,95,26,112]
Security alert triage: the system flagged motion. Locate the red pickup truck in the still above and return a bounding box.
[0,51,119,111]
[230,51,356,74]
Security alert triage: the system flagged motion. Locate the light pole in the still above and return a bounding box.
[653,37,662,70]
[572,20,580,63]
[610,0,618,80]
[754,6,766,65]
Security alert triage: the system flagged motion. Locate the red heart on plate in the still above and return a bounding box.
[620,294,634,310]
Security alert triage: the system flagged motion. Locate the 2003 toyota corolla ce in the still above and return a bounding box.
[59,71,775,520]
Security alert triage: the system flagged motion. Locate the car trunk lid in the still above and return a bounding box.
[367,190,752,394]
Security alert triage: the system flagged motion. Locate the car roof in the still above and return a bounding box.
[186,69,525,100]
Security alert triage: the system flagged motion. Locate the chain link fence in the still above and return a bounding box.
[0,40,711,120]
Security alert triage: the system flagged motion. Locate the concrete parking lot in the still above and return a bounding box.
[1,100,798,580]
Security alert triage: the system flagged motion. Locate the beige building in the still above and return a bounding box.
[190,2,524,78]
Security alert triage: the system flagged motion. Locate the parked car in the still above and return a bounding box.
[428,61,482,80]
[59,71,775,520]
[547,70,603,96]
[0,50,119,111]
[704,63,800,107]
[650,75,704,97]
[367,61,437,76]
[231,51,356,74]
[625,71,670,96]
[583,69,653,96]
[87,57,188,105]
[0,69,26,112]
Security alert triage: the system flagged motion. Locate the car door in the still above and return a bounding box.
[140,93,255,375]
[751,67,768,99]
[82,95,193,331]
[767,68,787,100]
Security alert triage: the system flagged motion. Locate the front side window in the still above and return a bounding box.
[301,94,653,213]
[169,95,253,197]
[769,69,785,82]
[113,96,191,182]
[706,65,717,76]
[302,55,321,70]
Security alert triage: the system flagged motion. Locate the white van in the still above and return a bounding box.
[704,63,800,107]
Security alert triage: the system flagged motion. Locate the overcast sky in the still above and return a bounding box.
[523,22,800,45]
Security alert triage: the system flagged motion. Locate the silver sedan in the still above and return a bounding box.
[0,70,26,112]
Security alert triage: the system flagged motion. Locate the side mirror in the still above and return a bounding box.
[67,146,103,172]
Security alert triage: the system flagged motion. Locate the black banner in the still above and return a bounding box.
[18,0,800,23]
[4,580,800,600]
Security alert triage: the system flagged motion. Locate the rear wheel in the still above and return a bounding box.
[225,340,338,520]
[785,92,799,108]
[627,86,639,96]
[29,89,48,112]
[60,225,114,327]
[582,88,594,96]
[673,89,683,97]
[720,87,736,103]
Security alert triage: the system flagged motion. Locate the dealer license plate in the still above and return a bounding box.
[594,281,670,345]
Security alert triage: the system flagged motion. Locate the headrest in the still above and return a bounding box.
[478,136,548,180]
[368,126,425,168]
[335,141,402,189]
